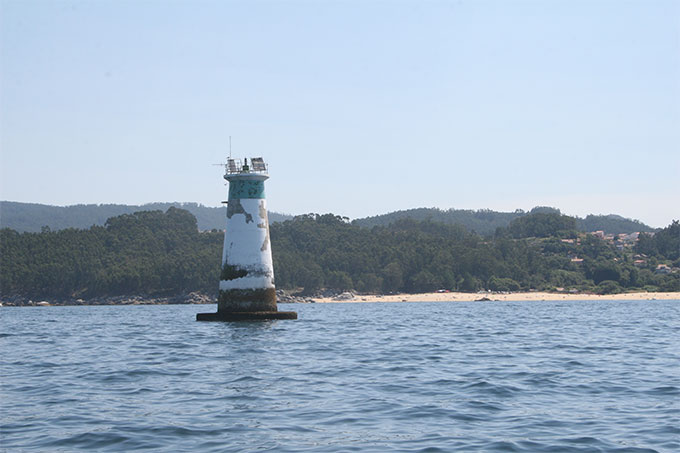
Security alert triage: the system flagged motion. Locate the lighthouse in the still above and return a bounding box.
[197,157,297,321]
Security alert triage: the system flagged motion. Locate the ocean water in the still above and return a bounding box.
[1,300,679,452]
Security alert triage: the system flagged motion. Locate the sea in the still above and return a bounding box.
[1,300,678,452]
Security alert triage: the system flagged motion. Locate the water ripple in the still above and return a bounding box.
[1,300,678,452]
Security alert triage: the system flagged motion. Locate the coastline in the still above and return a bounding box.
[310,291,680,303]
[2,291,678,307]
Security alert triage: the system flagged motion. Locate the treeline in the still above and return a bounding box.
[1,208,223,298]
[2,201,654,237]
[272,214,678,294]
[353,207,522,236]
[1,209,678,299]
[0,201,292,233]
[353,206,655,236]
[635,222,680,261]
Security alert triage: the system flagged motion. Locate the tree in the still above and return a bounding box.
[407,270,441,293]
[497,212,577,239]
[589,261,622,285]
[326,271,353,291]
[597,280,622,294]
[381,262,404,292]
[488,276,520,292]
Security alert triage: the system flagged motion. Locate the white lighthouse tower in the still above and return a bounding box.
[197,157,296,321]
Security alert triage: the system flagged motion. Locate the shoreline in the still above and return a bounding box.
[310,291,680,303]
[2,291,678,307]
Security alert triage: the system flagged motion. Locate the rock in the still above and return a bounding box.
[332,292,355,301]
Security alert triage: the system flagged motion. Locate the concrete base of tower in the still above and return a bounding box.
[196,311,298,321]
[217,287,278,312]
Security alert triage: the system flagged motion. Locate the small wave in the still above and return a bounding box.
[564,359,587,367]
[464,380,521,397]
[126,425,226,438]
[124,369,192,378]
[563,436,602,444]
[484,440,523,452]
[228,375,264,383]
[646,385,679,396]
[465,400,504,412]
[43,432,134,450]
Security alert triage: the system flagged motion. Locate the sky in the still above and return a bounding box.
[1,0,678,227]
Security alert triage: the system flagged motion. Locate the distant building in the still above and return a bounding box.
[655,264,671,275]
[622,232,640,242]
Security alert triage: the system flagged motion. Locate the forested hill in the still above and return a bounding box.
[2,202,654,236]
[0,201,292,233]
[354,208,522,235]
[353,207,655,236]
[577,214,655,235]
[1,208,678,300]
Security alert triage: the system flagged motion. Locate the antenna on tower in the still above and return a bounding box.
[229,136,232,158]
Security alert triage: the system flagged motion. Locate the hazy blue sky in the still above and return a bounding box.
[1,0,678,227]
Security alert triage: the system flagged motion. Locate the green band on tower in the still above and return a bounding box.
[229,180,265,199]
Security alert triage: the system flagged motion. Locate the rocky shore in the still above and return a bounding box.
[276,289,358,303]
[0,292,216,307]
[0,289,354,307]
[5,289,675,307]
[0,289,321,307]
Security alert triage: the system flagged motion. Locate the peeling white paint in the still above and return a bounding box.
[220,178,275,291]
[219,275,273,291]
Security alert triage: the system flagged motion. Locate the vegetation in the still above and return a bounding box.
[2,201,654,237]
[354,207,524,236]
[495,212,577,239]
[0,201,292,232]
[635,221,680,261]
[0,208,223,298]
[1,208,678,300]
[273,212,678,294]
[579,214,653,235]
[353,206,655,236]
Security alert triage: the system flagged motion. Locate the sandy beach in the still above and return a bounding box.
[311,291,680,303]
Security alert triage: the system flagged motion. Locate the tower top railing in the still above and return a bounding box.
[225,157,268,175]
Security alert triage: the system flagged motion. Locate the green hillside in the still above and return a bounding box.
[0,201,292,233]
[2,201,654,237]
[354,207,655,236]
[1,208,677,300]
